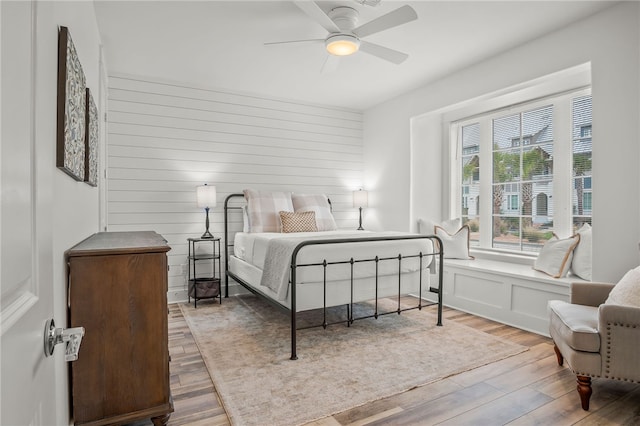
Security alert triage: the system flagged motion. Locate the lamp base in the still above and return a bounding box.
[357,206,364,231]
[201,207,214,239]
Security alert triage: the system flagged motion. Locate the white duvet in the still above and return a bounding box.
[234,230,434,301]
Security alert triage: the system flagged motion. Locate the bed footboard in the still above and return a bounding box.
[289,234,443,360]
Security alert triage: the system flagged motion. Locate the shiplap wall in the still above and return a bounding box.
[106,74,364,302]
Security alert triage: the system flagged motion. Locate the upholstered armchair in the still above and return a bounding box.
[548,281,640,410]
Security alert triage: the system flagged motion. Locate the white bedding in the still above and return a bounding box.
[231,230,434,305]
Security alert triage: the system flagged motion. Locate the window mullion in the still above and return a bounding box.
[519,112,524,251]
[553,98,572,236]
[479,119,493,249]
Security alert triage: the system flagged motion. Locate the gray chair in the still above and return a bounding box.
[548,282,640,410]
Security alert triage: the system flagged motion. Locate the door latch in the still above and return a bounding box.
[44,319,85,361]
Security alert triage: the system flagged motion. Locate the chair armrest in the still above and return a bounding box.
[598,303,640,381]
[570,282,615,306]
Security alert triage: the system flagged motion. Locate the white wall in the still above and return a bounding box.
[105,75,364,301]
[30,2,104,424]
[363,2,640,283]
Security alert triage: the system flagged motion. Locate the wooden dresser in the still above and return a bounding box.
[67,231,173,425]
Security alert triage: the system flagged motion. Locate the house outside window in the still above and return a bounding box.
[454,90,592,254]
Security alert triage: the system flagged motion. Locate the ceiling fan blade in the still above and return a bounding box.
[321,54,340,74]
[264,39,324,46]
[359,41,408,64]
[294,1,340,33]
[353,5,417,38]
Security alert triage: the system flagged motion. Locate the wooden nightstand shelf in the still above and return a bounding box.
[187,237,222,307]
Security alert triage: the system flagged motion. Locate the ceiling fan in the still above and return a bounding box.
[265,1,418,72]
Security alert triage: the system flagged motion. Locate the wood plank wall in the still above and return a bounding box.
[106,75,364,302]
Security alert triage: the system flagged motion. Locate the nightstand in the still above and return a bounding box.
[187,237,221,307]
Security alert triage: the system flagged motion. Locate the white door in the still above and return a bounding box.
[1,1,58,424]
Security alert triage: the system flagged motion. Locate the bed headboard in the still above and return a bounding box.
[223,192,335,294]
[223,193,246,293]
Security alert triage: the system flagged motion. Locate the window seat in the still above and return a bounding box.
[430,257,589,336]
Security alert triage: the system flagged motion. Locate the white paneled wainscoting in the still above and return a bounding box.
[434,258,589,336]
[106,74,364,302]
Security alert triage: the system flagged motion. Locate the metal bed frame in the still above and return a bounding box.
[223,193,444,360]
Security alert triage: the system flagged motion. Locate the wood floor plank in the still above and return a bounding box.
[436,387,553,425]
[507,392,599,426]
[484,354,564,393]
[447,342,552,388]
[364,382,506,426]
[332,378,463,425]
[344,407,405,426]
[528,368,575,399]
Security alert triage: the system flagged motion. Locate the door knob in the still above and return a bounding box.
[44,318,85,361]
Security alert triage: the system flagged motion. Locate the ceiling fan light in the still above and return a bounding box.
[325,34,360,56]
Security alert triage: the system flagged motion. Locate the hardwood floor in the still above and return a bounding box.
[165,301,640,426]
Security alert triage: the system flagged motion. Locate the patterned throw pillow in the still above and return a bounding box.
[291,193,338,231]
[279,211,318,233]
[243,189,293,233]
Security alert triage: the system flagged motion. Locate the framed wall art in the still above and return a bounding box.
[56,26,86,181]
[84,88,98,187]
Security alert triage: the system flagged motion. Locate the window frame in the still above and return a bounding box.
[450,87,592,257]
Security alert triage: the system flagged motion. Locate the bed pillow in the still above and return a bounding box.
[434,225,474,259]
[243,189,293,233]
[605,266,640,307]
[533,233,580,278]
[291,193,338,231]
[242,206,250,233]
[571,223,592,280]
[279,211,318,233]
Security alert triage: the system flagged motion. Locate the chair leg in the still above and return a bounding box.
[553,344,564,366]
[576,375,592,411]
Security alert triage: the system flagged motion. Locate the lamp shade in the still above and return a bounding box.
[352,189,368,208]
[196,184,217,208]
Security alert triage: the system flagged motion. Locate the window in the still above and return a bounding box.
[454,90,592,254]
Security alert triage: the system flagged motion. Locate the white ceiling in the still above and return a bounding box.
[94,0,615,111]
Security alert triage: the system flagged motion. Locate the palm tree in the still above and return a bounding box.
[492,148,519,236]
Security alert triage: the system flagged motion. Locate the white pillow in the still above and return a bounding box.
[243,189,293,233]
[605,266,640,307]
[418,217,461,235]
[291,193,337,231]
[571,223,592,280]
[242,206,250,233]
[434,225,473,260]
[533,234,580,278]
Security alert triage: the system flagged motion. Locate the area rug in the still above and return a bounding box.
[180,295,527,426]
